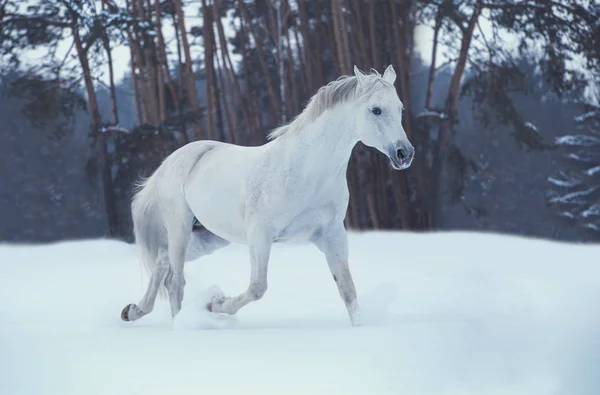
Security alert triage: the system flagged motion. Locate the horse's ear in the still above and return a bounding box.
[383,64,396,84]
[353,65,367,86]
[353,65,365,78]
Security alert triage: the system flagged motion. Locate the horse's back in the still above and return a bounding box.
[154,140,235,192]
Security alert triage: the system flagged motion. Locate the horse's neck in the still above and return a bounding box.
[274,104,358,178]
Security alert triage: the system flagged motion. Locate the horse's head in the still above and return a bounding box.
[353,65,414,170]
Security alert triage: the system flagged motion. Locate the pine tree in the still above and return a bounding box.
[415,0,600,227]
[547,104,600,233]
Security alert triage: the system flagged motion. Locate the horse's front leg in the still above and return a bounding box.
[208,228,272,315]
[313,223,361,326]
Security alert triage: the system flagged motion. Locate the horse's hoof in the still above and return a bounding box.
[121,304,134,321]
[206,298,224,313]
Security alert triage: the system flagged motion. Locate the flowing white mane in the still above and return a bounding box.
[267,69,395,140]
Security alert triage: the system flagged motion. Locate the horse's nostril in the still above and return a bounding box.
[397,148,407,160]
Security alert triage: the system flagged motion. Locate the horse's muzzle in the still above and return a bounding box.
[388,141,414,170]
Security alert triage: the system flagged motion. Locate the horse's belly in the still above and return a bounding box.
[274,221,317,243]
[189,193,247,244]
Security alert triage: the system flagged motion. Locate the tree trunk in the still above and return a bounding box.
[130,0,157,124]
[368,0,378,67]
[157,11,181,124]
[366,188,379,229]
[172,10,189,142]
[298,1,315,91]
[103,37,119,125]
[331,0,351,75]
[288,0,308,97]
[346,156,362,229]
[214,52,233,142]
[275,1,286,122]
[142,0,160,124]
[425,8,442,110]
[214,0,247,144]
[154,0,167,123]
[350,0,367,69]
[237,1,263,144]
[73,22,119,237]
[173,0,203,139]
[431,0,483,227]
[314,2,328,86]
[101,0,119,125]
[284,20,299,116]
[128,42,143,126]
[126,0,148,124]
[239,0,282,124]
[202,0,217,140]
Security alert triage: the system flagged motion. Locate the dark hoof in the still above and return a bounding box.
[206,295,225,313]
[121,303,134,321]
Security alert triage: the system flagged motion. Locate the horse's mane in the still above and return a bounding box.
[267,69,393,140]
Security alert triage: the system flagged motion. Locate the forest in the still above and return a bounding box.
[0,0,598,243]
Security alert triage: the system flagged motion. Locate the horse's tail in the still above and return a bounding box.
[131,172,168,297]
[130,141,216,299]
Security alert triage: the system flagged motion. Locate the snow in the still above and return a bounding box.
[559,210,576,219]
[581,204,600,218]
[548,186,598,203]
[567,152,595,163]
[547,176,580,188]
[586,164,600,176]
[574,111,597,123]
[100,125,130,134]
[555,135,600,147]
[415,110,447,120]
[524,121,539,133]
[2,232,600,395]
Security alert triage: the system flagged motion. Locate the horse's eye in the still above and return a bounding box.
[372,107,382,115]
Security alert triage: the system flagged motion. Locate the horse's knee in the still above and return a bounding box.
[249,282,267,301]
[164,268,185,290]
[155,249,169,273]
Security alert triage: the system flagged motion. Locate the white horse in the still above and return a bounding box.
[121,65,414,326]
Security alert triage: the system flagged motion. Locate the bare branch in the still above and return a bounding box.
[56,39,75,79]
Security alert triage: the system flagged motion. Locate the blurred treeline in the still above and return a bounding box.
[0,0,598,243]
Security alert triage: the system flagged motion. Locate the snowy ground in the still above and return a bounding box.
[1,231,599,395]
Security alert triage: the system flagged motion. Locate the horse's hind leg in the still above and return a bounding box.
[164,225,230,315]
[163,218,193,319]
[122,247,170,321]
[122,226,229,322]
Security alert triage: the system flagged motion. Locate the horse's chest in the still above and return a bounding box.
[251,169,348,242]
